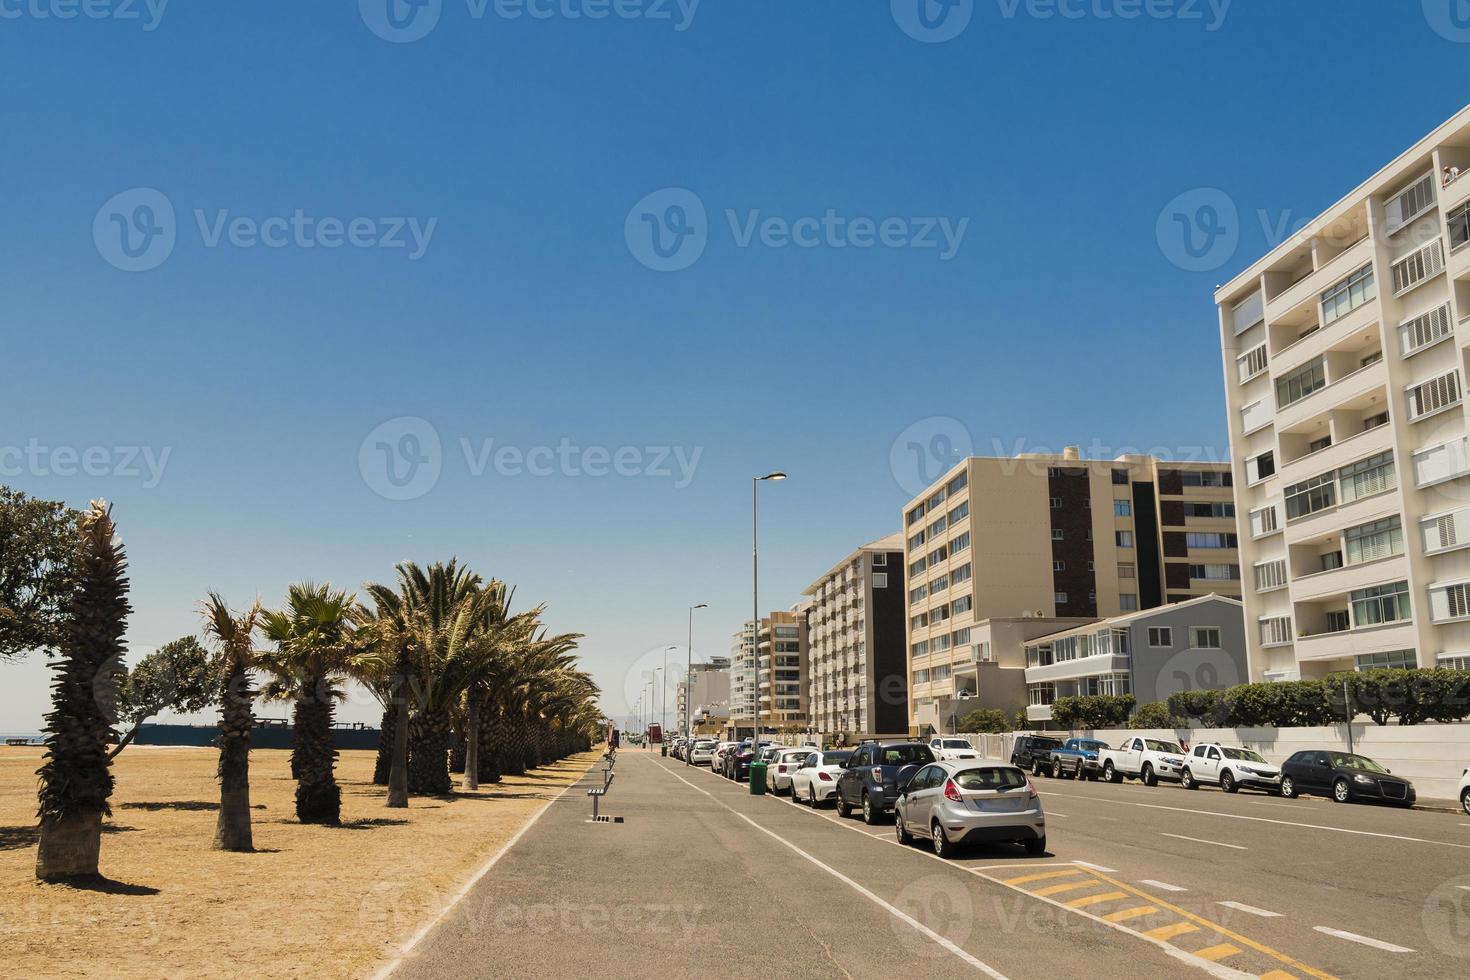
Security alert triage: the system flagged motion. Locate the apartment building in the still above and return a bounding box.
[728,609,809,735]
[675,657,730,734]
[1022,595,1247,722]
[802,533,908,739]
[1215,105,1470,681]
[902,450,1240,727]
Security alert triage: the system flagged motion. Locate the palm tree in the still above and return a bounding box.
[201,593,262,851]
[459,582,541,790]
[35,500,130,881]
[355,583,413,808]
[258,583,360,825]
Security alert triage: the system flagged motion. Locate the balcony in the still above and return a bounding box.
[1275,357,1387,433]
[1024,653,1130,685]
[1277,411,1393,487]
[1265,236,1374,328]
[1290,551,1408,603]
[1294,620,1417,664]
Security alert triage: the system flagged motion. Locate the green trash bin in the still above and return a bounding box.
[749,761,768,795]
[661,744,668,757]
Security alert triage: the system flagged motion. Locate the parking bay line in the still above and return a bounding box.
[1036,789,1470,849]
[1313,927,1415,954]
[1140,880,1188,892]
[1161,833,1248,851]
[1218,902,1281,918]
[658,758,1335,980]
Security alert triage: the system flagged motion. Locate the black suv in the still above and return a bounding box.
[1010,734,1063,775]
[835,742,935,824]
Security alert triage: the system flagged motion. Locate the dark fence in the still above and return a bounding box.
[134,721,381,750]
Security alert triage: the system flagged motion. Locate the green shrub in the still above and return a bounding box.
[1052,694,1135,731]
[1129,701,1179,729]
[1166,689,1227,726]
[956,708,1010,734]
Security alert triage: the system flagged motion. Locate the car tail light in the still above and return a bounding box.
[943,779,962,803]
[872,767,885,782]
[1027,779,1038,799]
[818,772,833,782]
[777,765,786,773]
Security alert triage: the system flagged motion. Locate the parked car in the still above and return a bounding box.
[927,736,981,762]
[720,740,749,778]
[835,741,936,824]
[768,748,812,794]
[711,741,736,773]
[1179,743,1280,794]
[689,739,716,766]
[1279,750,1416,806]
[1010,734,1064,776]
[1099,736,1188,786]
[1045,738,1108,780]
[894,761,1046,858]
[789,750,853,806]
[1461,768,1469,816]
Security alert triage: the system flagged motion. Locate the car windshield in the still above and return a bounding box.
[694,741,714,749]
[1222,747,1266,763]
[780,751,806,762]
[1331,753,1388,773]
[1144,740,1183,753]
[943,739,971,749]
[1077,741,1107,752]
[954,767,1028,791]
[824,752,852,766]
[1033,737,1063,749]
[880,745,933,766]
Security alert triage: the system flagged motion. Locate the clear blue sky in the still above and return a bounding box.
[3,1,1468,730]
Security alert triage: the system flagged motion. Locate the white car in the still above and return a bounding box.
[1098,736,1188,786]
[789,749,855,807]
[895,761,1046,857]
[1179,743,1281,794]
[710,741,736,772]
[1460,767,1469,816]
[927,737,981,762]
[768,748,812,794]
[688,739,716,766]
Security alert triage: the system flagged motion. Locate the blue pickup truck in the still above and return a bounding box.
[1042,738,1109,781]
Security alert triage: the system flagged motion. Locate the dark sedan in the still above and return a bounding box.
[1280,750,1416,807]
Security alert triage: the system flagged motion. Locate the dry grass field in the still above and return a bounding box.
[0,745,597,979]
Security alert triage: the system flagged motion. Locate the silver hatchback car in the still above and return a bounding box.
[894,760,1046,858]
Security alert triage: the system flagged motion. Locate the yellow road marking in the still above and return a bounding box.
[1065,890,1128,909]
[1103,905,1159,923]
[1080,868,1339,980]
[1259,972,1298,979]
[1192,943,1241,962]
[1144,922,1200,942]
[1002,869,1084,886]
[1034,880,1100,897]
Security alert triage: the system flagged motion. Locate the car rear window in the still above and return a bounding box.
[942,739,971,749]
[880,745,934,766]
[1031,737,1063,749]
[954,767,1028,791]
[824,751,852,765]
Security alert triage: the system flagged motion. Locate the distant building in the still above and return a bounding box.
[729,609,809,736]
[676,657,730,734]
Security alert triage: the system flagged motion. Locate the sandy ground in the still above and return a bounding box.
[0,744,598,979]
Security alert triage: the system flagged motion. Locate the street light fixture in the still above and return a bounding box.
[752,471,786,770]
[686,603,707,765]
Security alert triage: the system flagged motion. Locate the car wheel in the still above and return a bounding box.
[1221,771,1238,794]
[896,813,913,846]
[1104,761,1120,783]
[837,790,852,819]
[1051,759,1062,779]
[932,821,954,858]
[1180,768,1195,790]
[1032,760,1043,777]
[1142,763,1157,787]
[1280,776,1297,799]
[1333,778,1352,804]
[1462,787,1470,817]
[862,791,879,825]
[1024,835,1046,856]
[809,785,819,807]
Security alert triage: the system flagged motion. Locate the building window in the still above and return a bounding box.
[947,470,968,495]
[910,584,927,602]
[1112,469,1128,485]
[1276,357,1328,409]
[948,500,969,524]
[1114,499,1131,517]
[1190,502,1236,518]
[928,515,948,536]
[909,530,926,550]
[1052,529,1064,541]
[1052,560,1066,572]
[1254,559,1287,592]
[1355,650,1418,671]
[1385,172,1436,233]
[1363,411,1389,431]
[1400,303,1454,356]
[1349,581,1412,628]
[1119,594,1139,612]
[871,553,887,567]
[909,558,926,577]
[1285,472,1336,520]
[1259,616,1292,646]
[1189,563,1240,580]
[1118,563,1136,579]
[1391,240,1446,295]
[1189,627,1222,649]
[1148,627,1172,647]
[872,572,888,589]
[1185,532,1238,549]
[950,532,970,555]
[1407,370,1462,421]
[1430,581,1470,622]
[1116,531,1134,548]
[951,594,972,615]
[1344,516,1403,565]
[1050,497,1062,509]
[1054,591,1068,605]
[1180,470,1232,488]
[1339,451,1395,502]
[1237,343,1269,383]
[930,574,949,593]
[951,563,972,585]
[1320,263,1376,325]
[907,504,925,526]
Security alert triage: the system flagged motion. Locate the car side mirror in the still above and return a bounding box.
[897,774,914,794]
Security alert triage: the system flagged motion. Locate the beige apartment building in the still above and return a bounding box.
[675,657,730,735]
[902,450,1239,728]
[728,609,808,735]
[803,533,908,740]
[1215,105,1470,681]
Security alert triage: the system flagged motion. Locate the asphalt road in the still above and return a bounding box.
[388,748,1470,979]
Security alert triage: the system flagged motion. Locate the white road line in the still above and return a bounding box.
[1037,790,1470,849]
[367,761,599,980]
[650,758,1010,978]
[1218,902,1281,918]
[1048,811,1070,817]
[1074,860,1119,873]
[1313,927,1415,953]
[1139,880,1188,892]
[1161,833,1247,851]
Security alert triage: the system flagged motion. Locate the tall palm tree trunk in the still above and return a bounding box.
[293,681,340,824]
[450,716,467,775]
[215,667,255,851]
[464,688,482,791]
[386,648,412,808]
[476,704,503,785]
[372,704,395,786]
[407,708,452,795]
[502,712,527,777]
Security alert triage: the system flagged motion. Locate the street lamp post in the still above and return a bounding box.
[686,603,707,765]
[663,646,677,736]
[752,471,787,770]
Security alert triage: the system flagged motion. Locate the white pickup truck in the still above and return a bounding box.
[1179,742,1281,794]
[1098,736,1189,786]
